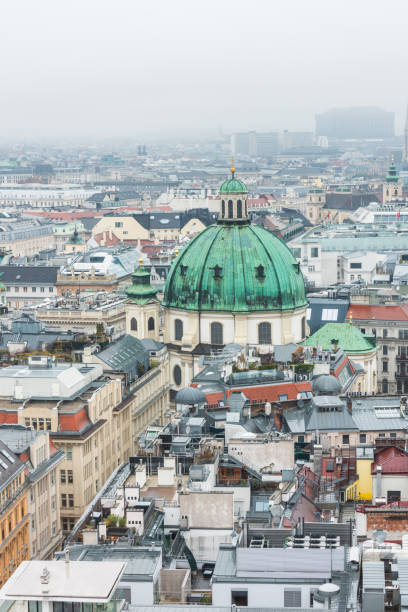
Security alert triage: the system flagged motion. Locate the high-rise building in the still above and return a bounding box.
[403,105,408,163]
[315,107,394,139]
[231,131,280,156]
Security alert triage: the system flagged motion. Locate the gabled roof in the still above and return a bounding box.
[347,304,408,322]
[372,446,408,475]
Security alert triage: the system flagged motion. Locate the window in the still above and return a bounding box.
[297,435,305,443]
[211,322,223,345]
[115,221,123,228]
[311,247,319,258]
[46,418,51,431]
[175,319,183,341]
[67,470,73,484]
[350,275,354,281]
[390,432,397,438]
[342,434,350,445]
[130,317,137,331]
[14,287,19,292]
[279,394,288,402]
[383,345,388,355]
[222,200,225,217]
[173,365,182,386]
[301,316,306,339]
[23,287,27,293]
[148,317,155,331]
[360,433,367,444]
[40,287,45,293]
[32,287,36,293]
[326,459,335,472]
[382,379,389,394]
[68,494,74,508]
[231,591,248,606]
[399,329,408,339]
[61,494,67,508]
[387,491,401,503]
[284,589,301,608]
[382,360,388,373]
[350,262,362,269]
[378,433,385,438]
[237,199,242,217]
[322,308,338,321]
[66,446,72,460]
[360,328,365,334]
[258,322,271,345]
[60,470,66,484]
[228,200,233,218]
[383,328,388,338]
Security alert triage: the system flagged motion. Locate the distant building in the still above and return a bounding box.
[231,131,280,156]
[315,107,394,139]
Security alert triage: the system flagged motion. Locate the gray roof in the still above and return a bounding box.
[306,397,358,432]
[362,561,384,592]
[96,334,148,374]
[0,439,25,489]
[273,343,299,363]
[352,406,408,431]
[0,424,41,453]
[55,545,161,580]
[213,546,345,582]
[0,265,59,285]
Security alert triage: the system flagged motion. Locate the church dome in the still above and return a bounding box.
[219,177,248,194]
[163,223,307,313]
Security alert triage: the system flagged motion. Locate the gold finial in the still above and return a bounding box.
[349,310,352,324]
[231,156,235,177]
[139,257,143,265]
[392,154,395,165]
[175,249,179,256]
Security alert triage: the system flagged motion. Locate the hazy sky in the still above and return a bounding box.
[0,0,406,140]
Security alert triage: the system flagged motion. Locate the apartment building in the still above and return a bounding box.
[0,221,56,257]
[0,441,29,587]
[0,266,59,308]
[0,186,97,209]
[0,426,64,560]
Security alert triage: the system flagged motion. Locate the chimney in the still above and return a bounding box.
[376,465,382,499]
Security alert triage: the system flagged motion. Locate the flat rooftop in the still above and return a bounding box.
[0,560,125,602]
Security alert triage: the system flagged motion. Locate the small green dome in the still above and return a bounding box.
[125,260,157,305]
[163,224,307,313]
[219,177,248,195]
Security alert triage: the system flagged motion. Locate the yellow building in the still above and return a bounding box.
[346,453,373,502]
[0,441,29,586]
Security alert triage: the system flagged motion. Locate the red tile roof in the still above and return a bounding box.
[58,408,90,432]
[282,494,321,528]
[204,382,312,405]
[347,304,408,322]
[372,446,408,475]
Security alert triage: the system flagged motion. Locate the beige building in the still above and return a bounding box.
[92,216,149,243]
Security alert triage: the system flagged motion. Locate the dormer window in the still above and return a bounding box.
[180,265,188,277]
[256,265,265,280]
[211,265,223,280]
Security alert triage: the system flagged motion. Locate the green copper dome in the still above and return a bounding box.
[163,224,307,313]
[125,260,158,305]
[219,177,248,195]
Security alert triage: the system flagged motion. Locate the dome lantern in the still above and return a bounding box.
[219,162,249,224]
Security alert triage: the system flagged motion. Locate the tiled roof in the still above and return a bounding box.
[0,265,59,284]
[59,408,90,433]
[347,304,408,322]
[372,446,408,475]
[204,381,312,405]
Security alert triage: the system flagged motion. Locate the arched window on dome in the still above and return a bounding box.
[395,188,398,196]
[211,322,223,345]
[245,201,248,217]
[228,200,233,219]
[222,200,225,218]
[258,322,271,345]
[175,319,183,341]
[130,317,137,331]
[301,316,306,339]
[148,317,155,331]
[237,200,242,218]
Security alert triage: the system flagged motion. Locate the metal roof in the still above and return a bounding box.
[362,561,384,592]
[399,559,408,596]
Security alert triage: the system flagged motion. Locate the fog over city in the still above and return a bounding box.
[0,0,406,140]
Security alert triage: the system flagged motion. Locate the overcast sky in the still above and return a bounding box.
[0,0,406,140]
